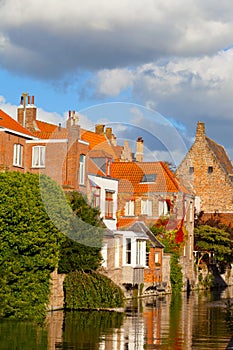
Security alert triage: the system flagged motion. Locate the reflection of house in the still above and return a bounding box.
[176,122,233,227]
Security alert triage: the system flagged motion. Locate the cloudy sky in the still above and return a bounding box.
[1,0,233,166]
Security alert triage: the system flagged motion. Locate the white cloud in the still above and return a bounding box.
[96,69,133,96]
[1,1,233,78]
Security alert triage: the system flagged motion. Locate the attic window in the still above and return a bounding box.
[189,167,194,174]
[208,166,213,174]
[141,174,156,183]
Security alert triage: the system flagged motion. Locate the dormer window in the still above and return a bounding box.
[141,174,156,183]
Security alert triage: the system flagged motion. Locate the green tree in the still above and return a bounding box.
[0,172,65,320]
[58,191,105,273]
[194,225,233,268]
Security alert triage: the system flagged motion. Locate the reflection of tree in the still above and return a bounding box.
[62,311,124,348]
[169,294,183,350]
[0,320,48,350]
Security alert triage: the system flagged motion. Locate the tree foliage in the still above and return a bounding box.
[0,172,64,320]
[58,191,105,273]
[64,270,124,309]
[194,225,233,265]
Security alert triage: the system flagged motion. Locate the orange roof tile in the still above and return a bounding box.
[111,161,190,194]
[32,121,68,139]
[81,128,123,160]
[0,109,35,138]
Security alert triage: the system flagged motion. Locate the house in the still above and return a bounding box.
[111,160,195,288]
[101,222,149,293]
[176,121,233,227]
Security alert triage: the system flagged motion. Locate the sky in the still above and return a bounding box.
[1,0,233,167]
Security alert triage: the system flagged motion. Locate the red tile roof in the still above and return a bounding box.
[32,120,68,139]
[111,161,190,194]
[0,109,35,138]
[80,129,123,160]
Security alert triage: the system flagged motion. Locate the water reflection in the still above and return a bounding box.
[1,288,233,349]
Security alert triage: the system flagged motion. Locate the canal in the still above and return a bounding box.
[1,287,233,349]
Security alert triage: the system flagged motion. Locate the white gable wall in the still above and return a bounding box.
[88,175,118,230]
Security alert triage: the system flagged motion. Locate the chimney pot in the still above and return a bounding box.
[31,95,35,105]
[28,95,30,105]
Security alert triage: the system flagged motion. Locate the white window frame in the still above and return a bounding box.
[114,237,120,268]
[125,238,132,265]
[141,199,152,216]
[32,146,46,168]
[155,252,159,263]
[136,240,144,266]
[158,200,169,216]
[124,200,135,216]
[79,154,85,185]
[13,144,23,167]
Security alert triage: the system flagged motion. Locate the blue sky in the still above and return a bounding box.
[1,0,233,165]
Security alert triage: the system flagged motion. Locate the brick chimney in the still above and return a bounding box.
[195,121,206,142]
[17,93,37,131]
[66,110,80,138]
[105,127,112,140]
[95,124,105,135]
[135,136,144,162]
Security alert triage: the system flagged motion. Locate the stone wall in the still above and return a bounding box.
[176,123,233,214]
[47,270,65,311]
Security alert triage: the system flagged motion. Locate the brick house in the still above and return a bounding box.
[111,160,195,288]
[176,121,233,227]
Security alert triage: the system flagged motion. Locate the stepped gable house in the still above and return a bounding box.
[176,121,233,226]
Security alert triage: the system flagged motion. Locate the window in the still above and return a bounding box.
[126,238,131,264]
[13,144,23,167]
[124,200,135,216]
[158,200,170,216]
[32,146,45,167]
[141,199,152,216]
[105,190,114,219]
[155,252,159,263]
[136,240,144,265]
[115,237,120,268]
[92,186,101,208]
[106,159,111,176]
[208,166,213,173]
[189,167,194,174]
[79,154,85,184]
[141,174,157,182]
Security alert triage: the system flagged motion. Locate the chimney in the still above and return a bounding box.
[105,127,112,140]
[135,136,144,162]
[195,121,206,142]
[17,93,37,130]
[95,124,105,135]
[66,110,80,140]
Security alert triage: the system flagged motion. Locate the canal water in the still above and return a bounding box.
[1,287,233,349]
